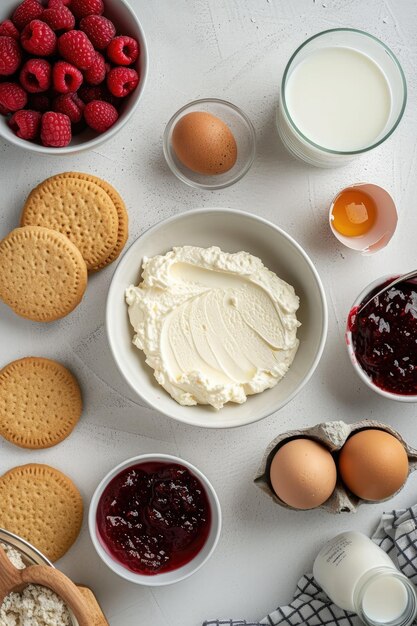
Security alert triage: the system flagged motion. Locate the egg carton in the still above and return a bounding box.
[254,420,417,514]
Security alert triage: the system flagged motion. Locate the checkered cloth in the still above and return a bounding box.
[204,505,417,626]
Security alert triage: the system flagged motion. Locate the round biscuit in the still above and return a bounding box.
[0,226,87,322]
[0,464,83,562]
[49,172,128,272]
[21,174,119,270]
[0,357,82,449]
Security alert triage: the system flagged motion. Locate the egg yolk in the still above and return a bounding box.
[331,188,377,237]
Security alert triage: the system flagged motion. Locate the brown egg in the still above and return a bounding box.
[338,429,408,501]
[269,438,337,510]
[171,111,237,175]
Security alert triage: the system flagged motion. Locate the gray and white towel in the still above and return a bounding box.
[204,505,417,626]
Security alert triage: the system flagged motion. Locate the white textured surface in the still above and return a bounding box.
[0,1,417,624]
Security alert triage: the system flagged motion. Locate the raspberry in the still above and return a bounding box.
[79,15,115,50]
[20,58,51,93]
[28,93,51,112]
[12,0,44,31]
[48,0,72,6]
[0,82,27,113]
[0,20,20,40]
[107,67,139,98]
[0,36,22,76]
[107,36,139,66]
[78,83,119,107]
[53,92,84,123]
[41,111,71,146]
[53,60,83,93]
[84,99,118,132]
[42,5,75,31]
[78,84,102,103]
[9,109,42,140]
[58,30,95,70]
[71,0,104,19]
[21,19,57,56]
[83,50,105,85]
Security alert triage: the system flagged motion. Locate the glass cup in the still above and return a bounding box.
[163,98,256,190]
[277,29,407,168]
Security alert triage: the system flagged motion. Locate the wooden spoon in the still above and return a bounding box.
[0,544,90,626]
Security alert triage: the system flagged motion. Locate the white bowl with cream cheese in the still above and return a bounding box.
[126,245,301,410]
[106,208,328,428]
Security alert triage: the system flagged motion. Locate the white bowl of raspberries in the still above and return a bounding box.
[0,0,148,152]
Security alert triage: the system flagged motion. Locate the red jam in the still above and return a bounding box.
[348,279,417,395]
[96,461,211,575]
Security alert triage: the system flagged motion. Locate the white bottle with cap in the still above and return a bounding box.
[313,531,417,626]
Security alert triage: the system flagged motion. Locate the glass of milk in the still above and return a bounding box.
[277,29,407,167]
[313,532,417,626]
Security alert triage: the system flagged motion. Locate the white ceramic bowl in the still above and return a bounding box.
[346,275,417,402]
[88,453,222,586]
[106,208,328,428]
[0,0,148,154]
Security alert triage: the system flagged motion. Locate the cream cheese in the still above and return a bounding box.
[126,246,300,410]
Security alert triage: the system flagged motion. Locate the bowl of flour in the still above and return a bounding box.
[0,528,77,626]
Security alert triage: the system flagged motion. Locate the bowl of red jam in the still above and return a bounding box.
[346,275,417,400]
[88,454,221,585]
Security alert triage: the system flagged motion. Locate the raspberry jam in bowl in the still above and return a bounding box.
[346,275,417,401]
[97,462,211,575]
[89,454,221,585]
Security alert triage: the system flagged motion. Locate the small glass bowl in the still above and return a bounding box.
[163,98,256,190]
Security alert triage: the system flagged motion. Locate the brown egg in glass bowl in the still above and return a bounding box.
[163,98,256,190]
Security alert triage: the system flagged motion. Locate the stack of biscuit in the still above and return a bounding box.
[0,172,128,322]
[0,357,83,556]
[0,173,126,569]
[0,359,85,560]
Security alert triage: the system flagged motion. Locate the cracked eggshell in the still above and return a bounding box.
[329,183,397,255]
[254,420,417,514]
